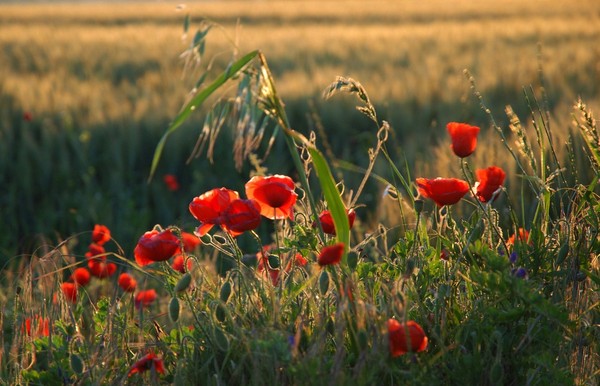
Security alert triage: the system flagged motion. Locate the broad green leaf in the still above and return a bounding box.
[149,50,259,181]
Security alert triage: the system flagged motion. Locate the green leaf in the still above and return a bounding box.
[149,50,259,181]
[308,147,349,263]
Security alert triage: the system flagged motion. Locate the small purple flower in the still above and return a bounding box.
[512,267,527,279]
[509,252,518,264]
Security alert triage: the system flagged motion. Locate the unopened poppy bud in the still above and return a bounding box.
[70,354,84,374]
[169,297,180,322]
[414,199,424,214]
[267,255,280,269]
[319,270,330,295]
[219,281,232,303]
[175,273,192,293]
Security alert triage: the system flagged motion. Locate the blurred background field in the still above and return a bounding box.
[1,0,599,263]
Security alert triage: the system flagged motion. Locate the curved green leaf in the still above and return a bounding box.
[308,146,350,264]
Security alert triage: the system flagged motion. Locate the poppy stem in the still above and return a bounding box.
[461,160,508,247]
[257,53,325,243]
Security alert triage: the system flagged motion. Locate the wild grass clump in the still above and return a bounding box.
[1,5,599,385]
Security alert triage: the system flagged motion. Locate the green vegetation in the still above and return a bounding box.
[0,1,598,384]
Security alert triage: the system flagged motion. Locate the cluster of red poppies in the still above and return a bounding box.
[59,224,114,303]
[58,225,185,309]
[188,175,298,239]
[416,122,506,207]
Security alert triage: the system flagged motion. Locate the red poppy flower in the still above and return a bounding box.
[317,242,345,266]
[416,177,470,206]
[23,316,50,337]
[85,243,106,260]
[181,232,201,252]
[88,259,117,278]
[475,166,506,202]
[61,282,78,303]
[23,111,33,122]
[313,209,356,235]
[388,319,428,357]
[92,224,111,245]
[189,188,239,236]
[163,174,180,191]
[507,228,530,246]
[134,229,181,267]
[118,273,137,292]
[222,199,262,236]
[171,254,193,273]
[128,352,165,376]
[70,267,91,287]
[446,122,480,158]
[135,289,157,309]
[245,175,297,220]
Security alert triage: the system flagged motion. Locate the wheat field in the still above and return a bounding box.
[1,0,599,256]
